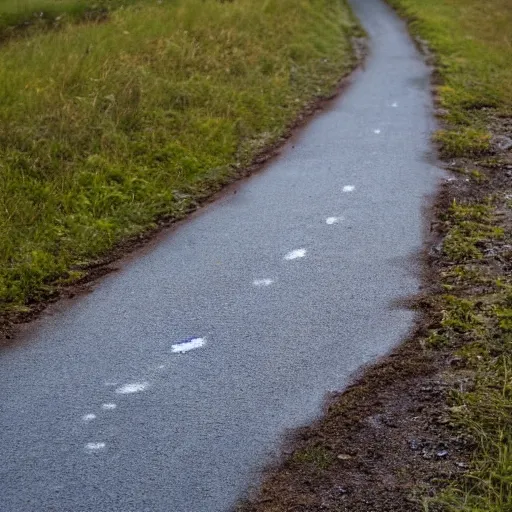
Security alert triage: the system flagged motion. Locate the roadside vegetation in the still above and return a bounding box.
[0,0,361,316]
[387,0,512,509]
[239,0,512,510]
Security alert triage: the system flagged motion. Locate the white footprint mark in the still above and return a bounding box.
[171,337,206,354]
[373,129,381,134]
[284,249,306,260]
[326,217,342,225]
[82,414,96,422]
[392,102,398,107]
[115,382,150,394]
[342,185,355,193]
[85,442,106,451]
[102,403,117,410]
[253,279,274,287]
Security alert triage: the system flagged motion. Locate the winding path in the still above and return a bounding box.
[0,0,442,510]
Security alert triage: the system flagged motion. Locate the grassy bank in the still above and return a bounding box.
[0,0,360,315]
[387,0,512,509]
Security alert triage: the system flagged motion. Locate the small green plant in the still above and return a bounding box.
[291,445,335,470]
[441,296,482,333]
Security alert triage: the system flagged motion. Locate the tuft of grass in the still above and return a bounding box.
[291,445,335,470]
[434,128,491,159]
[423,194,512,510]
[441,200,502,263]
[440,296,483,334]
[0,0,361,312]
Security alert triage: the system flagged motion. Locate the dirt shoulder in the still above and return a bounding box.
[236,326,469,510]
[237,0,512,510]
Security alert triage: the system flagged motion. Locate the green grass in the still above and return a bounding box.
[434,129,491,159]
[0,0,360,312]
[291,444,336,471]
[387,0,512,510]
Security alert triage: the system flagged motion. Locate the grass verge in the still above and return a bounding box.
[238,0,512,510]
[0,0,362,319]
[387,0,512,509]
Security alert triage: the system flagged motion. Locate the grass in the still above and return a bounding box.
[387,0,512,509]
[291,444,336,471]
[0,0,361,313]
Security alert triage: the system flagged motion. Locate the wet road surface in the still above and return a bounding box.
[0,0,443,510]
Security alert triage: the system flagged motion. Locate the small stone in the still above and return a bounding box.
[492,135,512,152]
[437,450,449,458]
[430,242,443,256]
[410,439,419,451]
[337,453,353,460]
[449,356,464,367]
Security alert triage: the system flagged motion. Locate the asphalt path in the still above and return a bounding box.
[0,0,443,510]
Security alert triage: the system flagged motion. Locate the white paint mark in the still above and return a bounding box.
[102,403,117,410]
[391,102,398,107]
[85,442,105,451]
[253,279,274,287]
[342,185,355,193]
[284,249,306,260]
[115,382,150,394]
[373,129,381,134]
[82,414,96,422]
[171,337,206,354]
[326,217,342,225]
